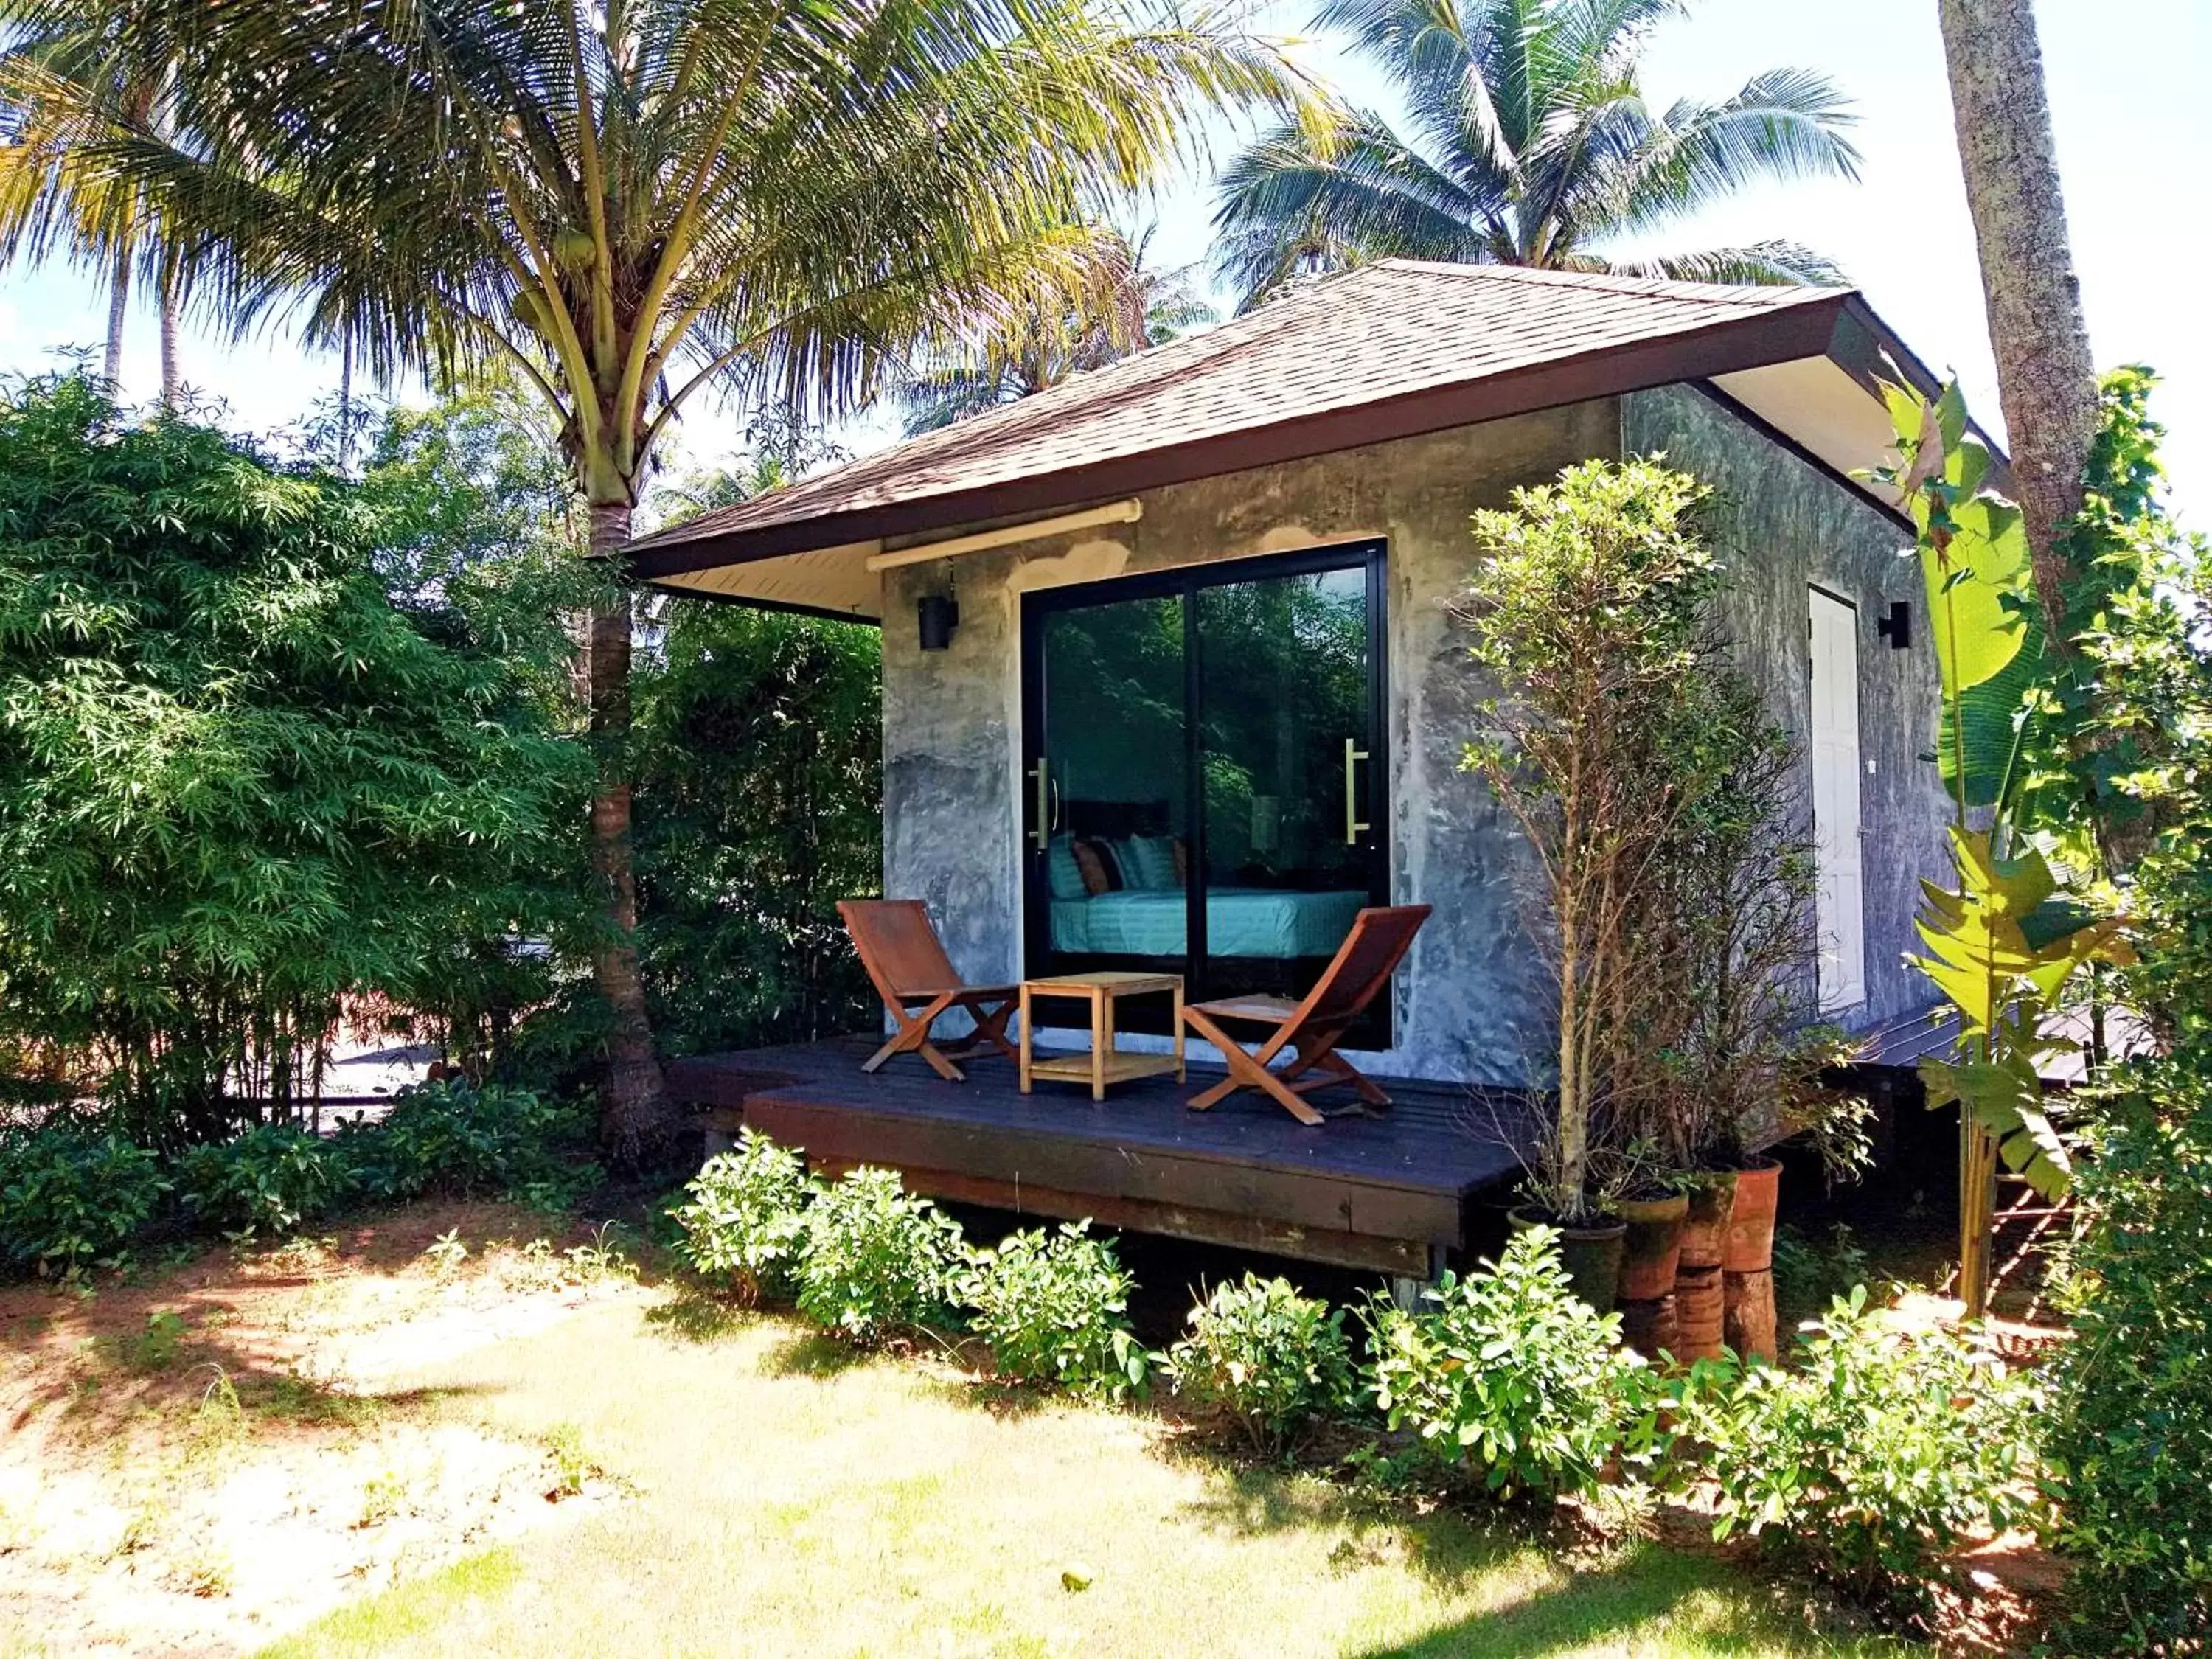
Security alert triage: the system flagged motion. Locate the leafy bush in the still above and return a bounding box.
[0,1121,168,1277]
[793,1166,963,1346]
[960,1222,1146,1400]
[1365,1228,1655,1500]
[1669,1286,2043,1619]
[0,375,591,1144]
[2045,1056,2212,1650]
[671,1131,815,1303]
[1166,1274,1354,1456]
[636,599,881,1058]
[335,1079,589,1205]
[179,1122,336,1238]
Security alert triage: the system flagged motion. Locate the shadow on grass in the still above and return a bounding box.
[1346,1546,1728,1658]
[755,1328,874,1378]
[642,1289,761,1344]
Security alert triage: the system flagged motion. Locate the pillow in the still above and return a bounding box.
[1116,835,1180,891]
[1046,835,1088,901]
[1071,838,1120,895]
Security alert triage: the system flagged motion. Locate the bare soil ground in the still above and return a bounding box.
[0,1203,635,1657]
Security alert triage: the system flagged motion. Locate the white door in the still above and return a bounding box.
[1809,588,1865,1010]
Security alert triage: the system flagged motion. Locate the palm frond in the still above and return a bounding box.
[1601,238,1847,287]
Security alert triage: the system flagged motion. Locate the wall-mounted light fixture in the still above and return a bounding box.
[917,591,959,652]
[1876,599,1912,650]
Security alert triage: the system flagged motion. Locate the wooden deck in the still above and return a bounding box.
[666,1036,1531,1277]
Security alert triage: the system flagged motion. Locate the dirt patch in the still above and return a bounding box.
[0,1203,637,1656]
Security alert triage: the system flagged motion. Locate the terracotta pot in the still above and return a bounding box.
[1615,1192,1688,1301]
[1674,1265,1726,1362]
[1509,1206,1627,1313]
[1725,1268,1778,1365]
[1618,1294,1677,1363]
[1721,1158,1782,1273]
[1677,1175,1738,1271]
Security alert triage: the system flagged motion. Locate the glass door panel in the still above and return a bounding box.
[1029,595,1189,978]
[1194,565,1383,1023]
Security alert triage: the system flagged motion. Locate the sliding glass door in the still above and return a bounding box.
[1021,542,1388,1043]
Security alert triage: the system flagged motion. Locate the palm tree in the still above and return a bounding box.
[0,0,183,398]
[1211,0,1860,310]
[0,0,1304,1162]
[897,225,1215,433]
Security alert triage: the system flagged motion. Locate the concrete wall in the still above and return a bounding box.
[881,401,1614,1083]
[1622,383,1950,1031]
[879,383,1948,1085]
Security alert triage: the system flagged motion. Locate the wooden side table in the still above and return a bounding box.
[1019,972,1185,1102]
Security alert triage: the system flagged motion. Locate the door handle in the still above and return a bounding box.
[1343,737,1371,846]
[1030,761,1049,851]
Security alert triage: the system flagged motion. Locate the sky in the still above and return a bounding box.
[1,0,2205,520]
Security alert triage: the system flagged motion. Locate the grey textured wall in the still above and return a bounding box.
[878,383,1946,1083]
[881,401,1613,1081]
[1622,383,1950,1031]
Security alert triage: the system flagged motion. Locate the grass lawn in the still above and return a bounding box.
[0,1204,1915,1658]
[259,1292,1903,1656]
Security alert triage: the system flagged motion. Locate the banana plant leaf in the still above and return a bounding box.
[1918,1047,2073,1199]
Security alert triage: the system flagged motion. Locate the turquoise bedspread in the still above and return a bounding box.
[1049,887,1365,959]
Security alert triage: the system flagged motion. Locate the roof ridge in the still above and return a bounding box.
[1368,257,1843,307]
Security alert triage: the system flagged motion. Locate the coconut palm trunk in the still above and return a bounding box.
[1937,0,2097,634]
[585,499,669,1166]
[157,265,178,403]
[102,248,128,385]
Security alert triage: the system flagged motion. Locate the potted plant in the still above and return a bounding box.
[1458,459,1726,1313]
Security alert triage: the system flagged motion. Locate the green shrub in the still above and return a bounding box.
[1365,1228,1655,1500]
[671,1131,815,1302]
[2045,1057,2212,1650]
[1669,1286,2042,1620]
[960,1222,1146,1400]
[1166,1274,1354,1456]
[0,376,591,1144]
[793,1166,963,1346]
[179,1122,336,1239]
[335,1079,588,1205]
[0,1121,168,1278]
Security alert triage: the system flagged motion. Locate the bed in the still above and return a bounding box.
[1050,886,1366,959]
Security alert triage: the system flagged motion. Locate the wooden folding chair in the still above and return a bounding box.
[1181,905,1430,1127]
[838,899,1019,1082]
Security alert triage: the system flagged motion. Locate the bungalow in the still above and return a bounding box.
[636,261,1955,1282]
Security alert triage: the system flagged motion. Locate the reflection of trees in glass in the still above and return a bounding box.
[1046,598,1185,818]
[1199,572,1366,883]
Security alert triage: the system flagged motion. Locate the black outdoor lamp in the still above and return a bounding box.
[1876,599,1912,650]
[917,591,960,651]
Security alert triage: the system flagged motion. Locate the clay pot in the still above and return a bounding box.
[1721,1158,1783,1273]
[1615,1192,1688,1302]
[1677,1175,1738,1271]
[1725,1268,1778,1365]
[1509,1206,1627,1313]
[1618,1294,1678,1363]
[1674,1265,1726,1362]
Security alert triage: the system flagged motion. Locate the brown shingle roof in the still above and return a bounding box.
[633,260,1856,577]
